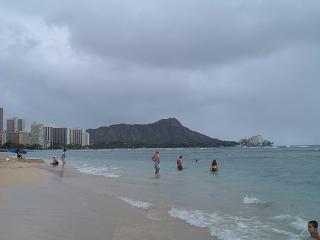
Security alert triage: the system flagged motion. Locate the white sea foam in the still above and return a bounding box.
[77,166,121,178]
[273,215,307,231]
[270,228,301,240]
[243,196,263,204]
[119,197,153,210]
[270,146,279,149]
[168,208,302,240]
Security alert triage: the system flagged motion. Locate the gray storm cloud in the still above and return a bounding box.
[0,0,319,145]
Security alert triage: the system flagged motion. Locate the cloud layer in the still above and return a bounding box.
[1,0,320,144]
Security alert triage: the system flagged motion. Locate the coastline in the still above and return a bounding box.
[0,152,216,240]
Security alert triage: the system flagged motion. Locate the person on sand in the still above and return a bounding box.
[152,151,160,174]
[210,159,219,172]
[177,155,183,171]
[308,220,320,239]
[51,156,59,167]
[16,148,23,159]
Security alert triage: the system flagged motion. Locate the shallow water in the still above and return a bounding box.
[28,146,320,240]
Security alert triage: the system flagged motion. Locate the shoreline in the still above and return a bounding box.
[0,153,216,240]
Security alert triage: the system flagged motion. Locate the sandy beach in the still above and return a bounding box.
[0,152,214,240]
[0,153,47,188]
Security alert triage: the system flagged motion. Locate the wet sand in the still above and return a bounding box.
[0,154,215,240]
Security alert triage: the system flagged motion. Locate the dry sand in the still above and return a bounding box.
[0,153,47,187]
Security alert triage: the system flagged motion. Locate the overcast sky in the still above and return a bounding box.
[1,0,319,145]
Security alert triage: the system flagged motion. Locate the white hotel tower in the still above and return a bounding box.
[70,128,90,146]
[31,122,45,147]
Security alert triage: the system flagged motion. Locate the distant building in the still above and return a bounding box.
[44,126,53,148]
[240,135,272,147]
[70,129,90,146]
[82,131,90,146]
[249,135,263,146]
[70,128,82,145]
[7,118,25,133]
[7,118,17,133]
[31,123,45,147]
[0,131,6,145]
[0,108,3,132]
[17,119,25,132]
[52,128,70,146]
[7,132,30,145]
[0,108,5,145]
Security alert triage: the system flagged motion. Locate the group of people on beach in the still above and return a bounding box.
[50,148,67,168]
[151,150,219,174]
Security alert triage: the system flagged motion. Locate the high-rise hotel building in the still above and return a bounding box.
[6,117,28,145]
[7,118,25,133]
[31,122,45,147]
[52,128,70,145]
[0,107,3,132]
[44,126,53,148]
[0,108,5,144]
[70,129,90,146]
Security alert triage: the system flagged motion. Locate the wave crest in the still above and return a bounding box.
[77,166,121,178]
[119,197,153,210]
[168,208,304,240]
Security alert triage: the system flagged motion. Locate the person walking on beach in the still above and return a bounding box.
[152,151,160,174]
[308,220,320,239]
[177,155,183,171]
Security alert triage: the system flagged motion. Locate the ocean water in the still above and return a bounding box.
[27,146,320,240]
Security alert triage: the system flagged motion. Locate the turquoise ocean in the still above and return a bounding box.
[27,146,320,240]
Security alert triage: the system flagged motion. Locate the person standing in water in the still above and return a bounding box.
[152,151,160,174]
[177,155,183,171]
[61,148,67,167]
[308,220,320,239]
[211,159,219,172]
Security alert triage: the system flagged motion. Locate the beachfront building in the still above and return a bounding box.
[82,131,90,146]
[240,135,273,147]
[31,122,45,147]
[7,132,30,145]
[52,127,70,146]
[44,126,53,148]
[7,118,26,133]
[0,108,5,145]
[0,107,3,132]
[70,128,82,145]
[0,131,6,145]
[249,135,263,146]
[70,128,90,146]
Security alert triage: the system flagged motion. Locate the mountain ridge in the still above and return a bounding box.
[87,118,238,148]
